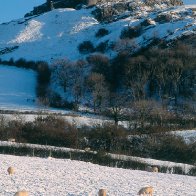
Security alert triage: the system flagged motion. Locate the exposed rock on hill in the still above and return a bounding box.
[25,0,184,19]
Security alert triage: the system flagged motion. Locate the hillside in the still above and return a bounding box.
[24,0,184,17]
[0,1,195,131]
[0,2,195,190]
[0,65,36,110]
[1,154,196,195]
[0,2,196,62]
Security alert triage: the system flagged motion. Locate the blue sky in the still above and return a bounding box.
[184,0,196,4]
[0,0,45,23]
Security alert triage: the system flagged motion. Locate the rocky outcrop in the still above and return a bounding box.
[24,0,183,19]
[25,0,85,17]
[144,0,183,6]
[93,0,184,21]
[25,0,101,16]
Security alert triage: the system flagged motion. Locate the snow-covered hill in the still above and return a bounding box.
[1,154,196,196]
[0,3,196,62]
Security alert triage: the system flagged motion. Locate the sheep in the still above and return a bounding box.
[7,167,15,175]
[151,166,158,173]
[99,189,107,196]
[138,186,154,196]
[14,190,28,196]
[84,147,91,152]
[146,166,158,173]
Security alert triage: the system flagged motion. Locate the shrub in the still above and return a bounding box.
[21,115,78,147]
[78,41,95,54]
[120,25,142,39]
[84,123,128,151]
[95,28,109,37]
[155,14,173,23]
[154,134,192,163]
[95,41,109,52]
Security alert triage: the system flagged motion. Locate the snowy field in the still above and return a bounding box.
[0,65,37,110]
[0,154,196,196]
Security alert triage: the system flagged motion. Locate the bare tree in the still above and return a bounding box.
[52,59,73,92]
[87,73,109,113]
[107,93,127,125]
[125,56,149,100]
[165,58,183,105]
[129,100,154,131]
[71,60,86,110]
[52,59,87,110]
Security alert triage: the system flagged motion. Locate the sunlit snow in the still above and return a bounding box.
[0,154,196,196]
[0,4,196,62]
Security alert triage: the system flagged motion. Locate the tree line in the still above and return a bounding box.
[50,41,195,124]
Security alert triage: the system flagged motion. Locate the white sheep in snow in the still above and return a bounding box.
[14,190,28,196]
[146,166,158,173]
[98,189,107,196]
[138,186,154,196]
[151,166,158,173]
[7,166,15,175]
[84,147,91,152]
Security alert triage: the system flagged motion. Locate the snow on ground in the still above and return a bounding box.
[2,112,128,128]
[0,65,37,110]
[0,154,195,196]
[0,8,99,62]
[173,130,196,144]
[0,4,195,122]
[0,64,193,129]
[0,63,124,126]
[0,4,196,62]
